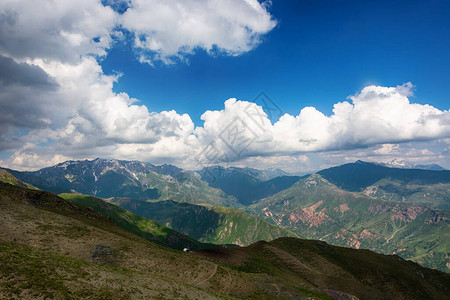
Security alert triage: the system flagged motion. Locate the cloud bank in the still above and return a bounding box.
[0,0,449,171]
[194,84,450,161]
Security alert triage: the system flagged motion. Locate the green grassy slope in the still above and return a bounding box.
[108,198,297,246]
[0,168,37,189]
[0,182,227,299]
[248,174,450,272]
[0,240,217,299]
[59,193,216,250]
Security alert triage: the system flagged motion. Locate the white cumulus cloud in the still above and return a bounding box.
[121,0,277,64]
[0,0,116,62]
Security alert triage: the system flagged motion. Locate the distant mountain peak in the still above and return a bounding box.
[379,159,445,171]
[380,159,414,169]
[354,160,373,165]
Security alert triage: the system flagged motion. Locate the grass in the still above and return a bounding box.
[1,240,118,299]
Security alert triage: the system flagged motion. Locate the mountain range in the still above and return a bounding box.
[2,158,450,274]
[6,158,238,207]
[199,166,302,205]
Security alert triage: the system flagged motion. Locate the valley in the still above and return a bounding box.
[107,197,297,246]
[1,158,450,298]
[3,158,450,273]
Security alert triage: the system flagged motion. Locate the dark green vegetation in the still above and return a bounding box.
[108,197,297,246]
[318,160,450,210]
[2,182,449,299]
[59,193,216,250]
[248,174,450,272]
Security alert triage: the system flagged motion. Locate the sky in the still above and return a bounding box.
[0,0,449,172]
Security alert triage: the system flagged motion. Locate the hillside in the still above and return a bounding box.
[0,182,227,298]
[1,182,449,299]
[59,193,215,250]
[0,168,37,190]
[318,160,450,191]
[362,178,450,210]
[195,237,450,300]
[317,161,450,210]
[248,174,450,272]
[108,198,297,246]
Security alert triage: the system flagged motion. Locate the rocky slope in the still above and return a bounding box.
[248,174,450,272]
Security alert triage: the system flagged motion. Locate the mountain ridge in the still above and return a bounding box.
[317,160,450,210]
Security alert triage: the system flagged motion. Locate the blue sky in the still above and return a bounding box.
[102,0,450,123]
[0,0,449,171]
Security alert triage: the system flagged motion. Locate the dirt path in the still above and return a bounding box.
[385,222,406,244]
[219,266,234,295]
[194,260,218,286]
